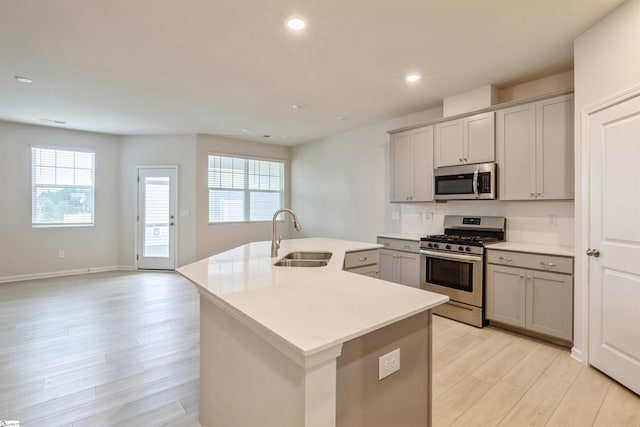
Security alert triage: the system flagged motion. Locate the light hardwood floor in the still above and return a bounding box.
[1,271,639,426]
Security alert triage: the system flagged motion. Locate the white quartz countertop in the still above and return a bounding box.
[377,233,424,241]
[486,242,574,257]
[177,237,448,359]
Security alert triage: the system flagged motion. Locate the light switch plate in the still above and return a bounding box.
[378,348,400,380]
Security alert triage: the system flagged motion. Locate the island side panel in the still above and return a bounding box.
[199,297,307,427]
[336,311,432,427]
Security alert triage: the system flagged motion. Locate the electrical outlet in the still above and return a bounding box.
[392,211,400,221]
[547,214,558,226]
[378,348,400,380]
[425,211,433,221]
[58,250,65,259]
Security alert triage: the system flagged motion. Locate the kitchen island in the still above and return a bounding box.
[177,237,448,427]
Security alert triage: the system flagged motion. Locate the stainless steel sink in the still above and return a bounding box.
[282,251,332,261]
[274,251,332,267]
[273,259,329,267]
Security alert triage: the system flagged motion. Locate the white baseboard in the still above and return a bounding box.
[570,347,585,364]
[0,265,137,284]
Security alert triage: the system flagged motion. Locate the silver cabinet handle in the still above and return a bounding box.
[586,248,600,258]
[499,256,513,262]
[530,192,535,197]
[459,158,464,163]
[403,245,412,249]
[527,276,532,280]
[540,262,557,267]
[463,158,468,162]
[519,274,525,279]
[358,257,368,262]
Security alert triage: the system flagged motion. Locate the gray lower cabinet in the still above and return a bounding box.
[486,250,573,342]
[344,249,379,278]
[377,237,420,288]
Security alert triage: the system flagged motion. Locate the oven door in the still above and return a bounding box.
[420,249,483,307]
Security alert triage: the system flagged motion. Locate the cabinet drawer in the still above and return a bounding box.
[487,250,573,274]
[344,249,379,269]
[346,265,379,277]
[377,237,420,253]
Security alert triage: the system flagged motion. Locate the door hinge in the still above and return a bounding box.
[137,176,140,183]
[136,254,139,261]
[137,215,139,222]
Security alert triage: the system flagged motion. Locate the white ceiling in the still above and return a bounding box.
[0,0,626,145]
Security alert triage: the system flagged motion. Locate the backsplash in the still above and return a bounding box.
[387,200,574,246]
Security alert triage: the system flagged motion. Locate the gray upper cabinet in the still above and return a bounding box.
[390,125,434,202]
[435,112,495,167]
[496,94,574,200]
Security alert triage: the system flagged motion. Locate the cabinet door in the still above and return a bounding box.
[378,249,396,282]
[496,103,536,200]
[411,126,434,202]
[390,131,413,202]
[396,252,420,288]
[526,270,573,340]
[536,94,574,200]
[486,264,526,328]
[464,112,495,164]
[435,119,464,167]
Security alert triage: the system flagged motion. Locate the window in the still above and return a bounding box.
[31,147,95,226]
[208,155,284,223]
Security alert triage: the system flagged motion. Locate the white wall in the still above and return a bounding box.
[195,134,291,258]
[119,134,198,268]
[291,108,442,243]
[0,121,121,281]
[573,0,640,362]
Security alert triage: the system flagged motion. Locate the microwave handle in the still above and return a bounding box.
[473,168,479,199]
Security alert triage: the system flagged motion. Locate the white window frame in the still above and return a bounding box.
[31,146,96,227]
[207,153,286,224]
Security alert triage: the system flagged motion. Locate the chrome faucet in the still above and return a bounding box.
[271,208,302,257]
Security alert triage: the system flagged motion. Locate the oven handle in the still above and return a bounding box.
[419,249,482,262]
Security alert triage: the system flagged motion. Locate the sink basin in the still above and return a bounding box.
[282,251,332,261]
[273,259,329,267]
[274,251,332,267]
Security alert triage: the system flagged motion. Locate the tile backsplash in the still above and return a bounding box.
[387,200,574,246]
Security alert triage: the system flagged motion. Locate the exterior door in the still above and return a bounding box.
[588,91,640,394]
[137,166,177,270]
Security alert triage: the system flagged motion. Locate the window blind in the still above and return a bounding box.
[208,155,284,223]
[31,147,95,226]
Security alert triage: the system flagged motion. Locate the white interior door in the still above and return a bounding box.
[137,166,177,270]
[588,91,640,395]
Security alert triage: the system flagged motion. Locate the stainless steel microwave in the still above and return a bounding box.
[434,163,496,200]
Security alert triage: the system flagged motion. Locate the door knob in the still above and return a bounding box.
[586,248,600,257]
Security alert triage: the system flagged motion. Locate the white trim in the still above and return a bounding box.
[0,265,135,284]
[577,84,640,366]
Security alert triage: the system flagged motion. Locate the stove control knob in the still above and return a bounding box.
[465,247,471,252]
[445,244,451,250]
[433,243,439,249]
[427,243,433,248]
[458,246,464,251]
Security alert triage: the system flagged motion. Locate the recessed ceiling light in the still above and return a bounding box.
[286,16,306,31]
[280,136,289,140]
[15,76,33,83]
[405,73,421,83]
[292,104,305,110]
[337,116,351,121]
[241,128,253,133]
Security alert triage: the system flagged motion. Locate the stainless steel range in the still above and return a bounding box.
[419,215,505,327]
